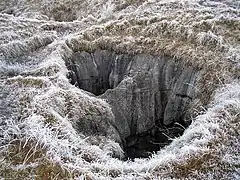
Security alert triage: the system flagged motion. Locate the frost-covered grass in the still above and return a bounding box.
[1,73,239,179]
[0,0,239,179]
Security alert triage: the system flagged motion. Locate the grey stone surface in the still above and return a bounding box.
[66,49,198,158]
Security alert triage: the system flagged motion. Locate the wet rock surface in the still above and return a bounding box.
[66,49,198,159]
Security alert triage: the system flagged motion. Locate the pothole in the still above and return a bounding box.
[66,49,198,159]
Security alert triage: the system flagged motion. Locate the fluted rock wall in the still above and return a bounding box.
[67,49,198,158]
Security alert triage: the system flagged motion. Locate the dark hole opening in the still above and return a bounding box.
[123,122,187,159]
[69,75,112,96]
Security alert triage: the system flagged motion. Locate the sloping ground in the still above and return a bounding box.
[0,0,239,179]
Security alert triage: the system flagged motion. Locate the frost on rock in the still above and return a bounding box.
[0,0,239,179]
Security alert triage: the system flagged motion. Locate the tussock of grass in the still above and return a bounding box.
[0,33,57,58]
[5,76,50,88]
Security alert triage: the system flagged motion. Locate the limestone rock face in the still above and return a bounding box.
[67,49,198,158]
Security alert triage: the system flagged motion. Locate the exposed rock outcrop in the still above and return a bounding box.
[66,49,198,158]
